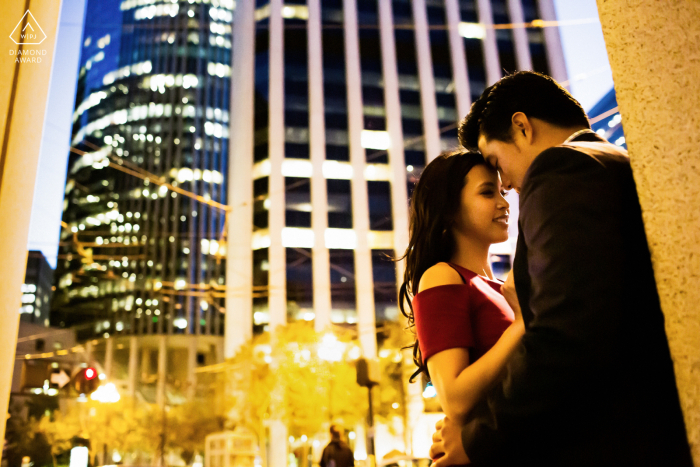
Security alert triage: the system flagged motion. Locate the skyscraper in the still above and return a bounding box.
[53,0,234,404]
[54,0,234,340]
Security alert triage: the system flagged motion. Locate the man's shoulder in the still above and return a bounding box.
[533,140,628,173]
[522,141,630,195]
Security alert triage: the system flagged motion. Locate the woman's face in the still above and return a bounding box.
[452,164,510,245]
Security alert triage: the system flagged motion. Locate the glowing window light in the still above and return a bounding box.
[253,311,268,324]
[361,130,391,150]
[252,230,271,250]
[459,22,486,39]
[367,231,394,249]
[174,279,187,290]
[253,159,272,179]
[255,3,271,21]
[174,318,188,329]
[364,164,392,181]
[325,229,357,249]
[318,333,346,361]
[70,446,89,467]
[21,284,37,293]
[322,161,353,180]
[281,159,313,178]
[282,228,315,248]
[281,5,309,20]
[21,294,35,304]
[615,136,626,146]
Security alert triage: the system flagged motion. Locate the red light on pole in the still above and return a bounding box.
[84,368,97,380]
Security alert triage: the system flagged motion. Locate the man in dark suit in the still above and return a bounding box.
[429,71,692,466]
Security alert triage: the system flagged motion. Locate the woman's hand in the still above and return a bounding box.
[502,271,523,323]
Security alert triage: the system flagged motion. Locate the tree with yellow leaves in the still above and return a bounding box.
[224,322,368,445]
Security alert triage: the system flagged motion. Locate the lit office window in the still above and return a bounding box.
[327,179,353,229]
[329,249,357,323]
[372,250,398,323]
[286,247,313,323]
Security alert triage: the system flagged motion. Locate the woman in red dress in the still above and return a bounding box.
[399,149,524,422]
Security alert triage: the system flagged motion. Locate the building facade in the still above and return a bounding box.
[225,0,566,361]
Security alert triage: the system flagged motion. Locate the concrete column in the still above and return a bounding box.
[128,336,138,397]
[0,0,61,443]
[268,0,287,331]
[537,0,567,82]
[268,4,288,463]
[307,0,332,333]
[595,1,700,461]
[344,0,378,360]
[226,0,255,358]
[506,0,533,71]
[378,0,409,285]
[476,0,501,85]
[85,340,93,365]
[444,0,472,118]
[156,335,167,407]
[411,0,441,162]
[268,420,288,467]
[104,338,114,380]
[402,346,425,456]
[141,345,151,380]
[187,335,197,399]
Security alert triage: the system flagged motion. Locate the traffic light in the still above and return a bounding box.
[73,367,99,395]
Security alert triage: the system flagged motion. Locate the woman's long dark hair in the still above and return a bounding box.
[398,149,486,382]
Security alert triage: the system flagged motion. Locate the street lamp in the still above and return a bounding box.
[90,382,120,403]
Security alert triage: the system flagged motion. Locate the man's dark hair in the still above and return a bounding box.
[330,425,341,440]
[459,71,590,151]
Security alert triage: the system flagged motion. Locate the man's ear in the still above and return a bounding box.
[511,112,532,144]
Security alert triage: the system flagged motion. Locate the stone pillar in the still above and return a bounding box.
[156,335,167,407]
[307,0,333,333]
[595,1,700,461]
[128,336,138,397]
[226,0,255,359]
[187,335,197,400]
[344,0,378,360]
[104,338,114,380]
[0,0,61,443]
[85,340,93,365]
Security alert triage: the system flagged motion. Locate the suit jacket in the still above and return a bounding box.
[461,133,692,466]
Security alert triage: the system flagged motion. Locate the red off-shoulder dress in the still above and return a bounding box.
[413,263,514,364]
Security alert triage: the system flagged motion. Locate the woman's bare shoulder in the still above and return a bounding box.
[417,262,464,293]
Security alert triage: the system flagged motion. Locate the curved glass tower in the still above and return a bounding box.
[54,0,234,341]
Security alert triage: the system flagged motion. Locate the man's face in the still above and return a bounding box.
[477,134,532,194]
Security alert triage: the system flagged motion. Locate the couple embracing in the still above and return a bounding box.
[399,71,692,466]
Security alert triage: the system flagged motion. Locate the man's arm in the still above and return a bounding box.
[461,148,630,464]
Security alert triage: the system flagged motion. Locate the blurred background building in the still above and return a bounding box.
[589,87,626,149]
[43,0,568,460]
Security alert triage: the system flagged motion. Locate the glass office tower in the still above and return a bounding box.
[54,0,234,341]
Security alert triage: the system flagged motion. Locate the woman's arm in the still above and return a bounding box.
[421,269,524,421]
